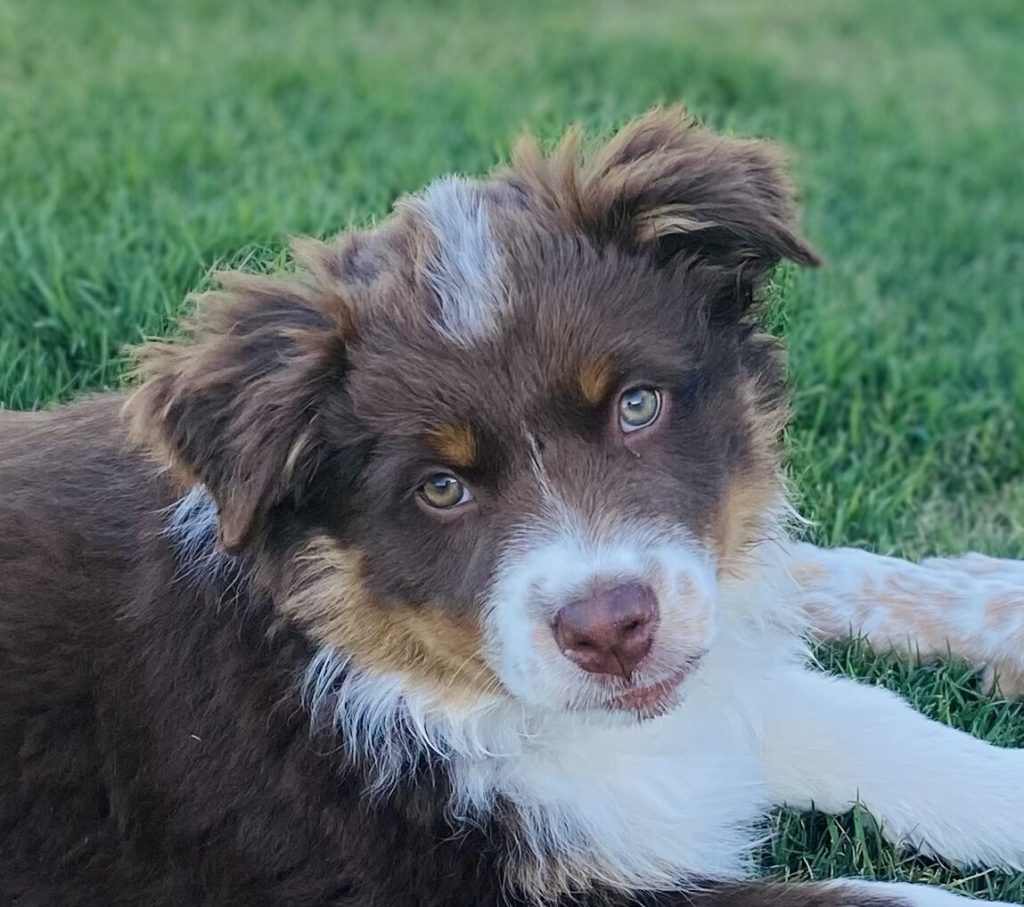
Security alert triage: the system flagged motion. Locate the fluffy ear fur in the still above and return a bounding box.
[510,107,820,318]
[125,255,353,552]
[125,110,814,549]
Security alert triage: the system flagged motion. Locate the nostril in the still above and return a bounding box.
[621,616,644,634]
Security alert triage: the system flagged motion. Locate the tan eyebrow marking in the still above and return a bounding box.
[428,423,477,469]
[578,357,616,406]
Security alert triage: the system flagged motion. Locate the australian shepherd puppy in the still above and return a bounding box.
[2,109,1024,907]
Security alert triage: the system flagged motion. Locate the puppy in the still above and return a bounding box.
[2,109,1023,906]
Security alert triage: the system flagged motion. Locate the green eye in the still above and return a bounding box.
[618,387,662,432]
[419,473,470,509]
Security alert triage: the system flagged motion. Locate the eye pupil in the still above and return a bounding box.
[618,387,661,432]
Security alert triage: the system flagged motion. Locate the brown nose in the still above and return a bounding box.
[553,582,658,678]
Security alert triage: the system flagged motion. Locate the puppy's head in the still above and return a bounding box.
[128,109,818,722]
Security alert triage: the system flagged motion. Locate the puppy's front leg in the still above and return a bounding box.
[787,542,1024,693]
[761,665,1024,871]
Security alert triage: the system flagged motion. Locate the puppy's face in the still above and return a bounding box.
[338,237,776,719]
[129,110,817,720]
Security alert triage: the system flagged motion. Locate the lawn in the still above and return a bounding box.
[2,0,1023,899]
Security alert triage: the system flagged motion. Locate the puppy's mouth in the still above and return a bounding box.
[600,655,705,719]
[606,673,686,713]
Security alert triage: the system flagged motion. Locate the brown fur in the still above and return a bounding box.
[508,108,819,276]
[0,110,844,905]
[124,268,355,551]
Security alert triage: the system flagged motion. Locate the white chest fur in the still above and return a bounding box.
[304,555,808,898]
[456,692,768,893]
[451,615,799,895]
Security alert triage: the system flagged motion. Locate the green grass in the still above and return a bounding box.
[2,0,1022,898]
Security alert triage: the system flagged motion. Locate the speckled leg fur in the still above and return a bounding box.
[791,542,1024,693]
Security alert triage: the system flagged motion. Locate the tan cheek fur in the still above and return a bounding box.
[281,537,500,707]
[713,474,779,574]
[713,379,786,573]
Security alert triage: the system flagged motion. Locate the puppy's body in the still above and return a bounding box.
[2,111,1023,906]
[0,402,940,906]
[0,397,511,905]
[0,399,785,905]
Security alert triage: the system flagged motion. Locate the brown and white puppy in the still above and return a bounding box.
[1,109,1023,907]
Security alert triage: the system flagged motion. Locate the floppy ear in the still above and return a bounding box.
[512,107,820,318]
[125,251,353,552]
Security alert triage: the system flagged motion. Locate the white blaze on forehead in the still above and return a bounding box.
[414,176,506,343]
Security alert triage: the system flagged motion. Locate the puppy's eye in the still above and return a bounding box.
[618,387,662,432]
[419,473,471,509]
